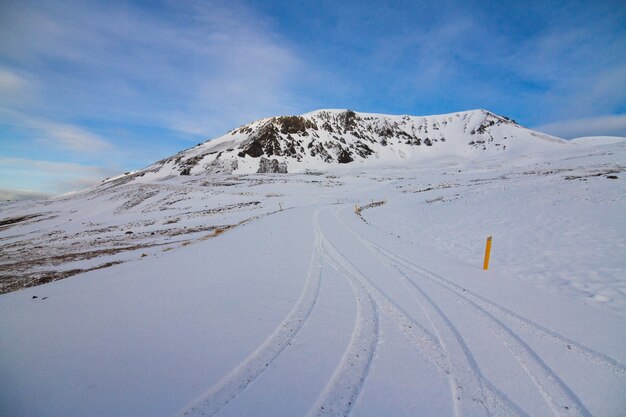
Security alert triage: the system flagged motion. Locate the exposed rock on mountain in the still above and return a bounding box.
[257,157,288,173]
[104,109,565,183]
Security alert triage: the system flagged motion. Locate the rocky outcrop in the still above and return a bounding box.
[205,158,238,175]
[257,157,288,173]
[238,116,316,159]
[126,108,563,181]
[239,123,282,157]
[337,149,354,163]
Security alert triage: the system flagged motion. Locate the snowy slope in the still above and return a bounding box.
[570,136,626,147]
[109,109,567,182]
[1,113,625,417]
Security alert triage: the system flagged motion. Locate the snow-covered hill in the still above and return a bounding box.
[570,136,626,147]
[1,111,625,417]
[111,109,566,182]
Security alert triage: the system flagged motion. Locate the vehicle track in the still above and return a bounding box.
[368,249,492,417]
[317,208,529,416]
[175,209,324,417]
[371,231,626,377]
[328,207,526,417]
[308,209,379,417]
[315,209,448,371]
[350,208,626,378]
[336,207,599,416]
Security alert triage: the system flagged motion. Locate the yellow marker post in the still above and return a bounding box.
[483,236,492,270]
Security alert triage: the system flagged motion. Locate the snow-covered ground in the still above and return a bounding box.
[1,139,625,416]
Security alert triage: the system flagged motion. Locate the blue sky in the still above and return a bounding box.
[1,0,625,199]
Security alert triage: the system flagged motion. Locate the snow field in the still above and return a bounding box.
[1,139,625,416]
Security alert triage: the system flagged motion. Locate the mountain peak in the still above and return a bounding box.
[107,109,566,184]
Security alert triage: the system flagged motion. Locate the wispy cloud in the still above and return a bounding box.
[0,67,37,108]
[533,114,626,139]
[0,0,624,197]
[0,0,310,194]
[491,20,626,122]
[1,109,112,152]
[0,157,118,196]
[0,68,28,93]
[0,0,305,139]
[0,188,51,201]
[34,119,112,152]
[296,0,626,123]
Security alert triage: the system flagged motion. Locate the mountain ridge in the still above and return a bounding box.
[106,109,567,184]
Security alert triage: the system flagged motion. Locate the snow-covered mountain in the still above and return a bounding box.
[112,109,565,183]
[2,108,625,417]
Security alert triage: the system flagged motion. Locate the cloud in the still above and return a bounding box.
[0,157,114,175]
[0,0,306,140]
[1,0,624,201]
[0,68,28,93]
[313,1,626,122]
[0,67,37,108]
[0,188,51,201]
[480,2,626,122]
[0,157,118,196]
[1,109,112,152]
[533,114,626,139]
[35,120,112,151]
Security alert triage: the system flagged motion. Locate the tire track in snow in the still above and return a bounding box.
[315,208,513,417]
[384,250,591,417]
[376,238,626,378]
[337,208,595,417]
[308,209,379,417]
[354,208,626,378]
[175,209,324,417]
[331,207,526,417]
[315,209,450,375]
[375,256,492,417]
[388,268,493,417]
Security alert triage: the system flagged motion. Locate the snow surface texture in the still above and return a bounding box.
[1,111,625,417]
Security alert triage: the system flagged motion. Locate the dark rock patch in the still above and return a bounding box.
[257,157,288,173]
[275,116,317,134]
[337,149,354,163]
